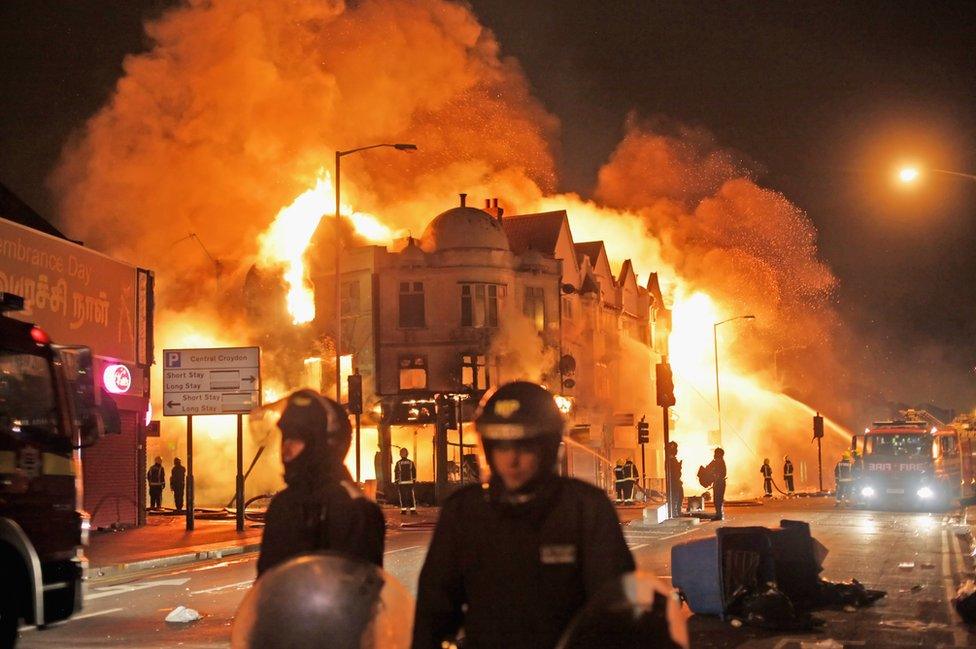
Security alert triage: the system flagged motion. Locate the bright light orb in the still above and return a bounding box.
[898,166,920,183]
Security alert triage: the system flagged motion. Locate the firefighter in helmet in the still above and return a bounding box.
[412,381,636,649]
[760,458,774,497]
[256,390,385,575]
[783,455,795,495]
[834,451,854,506]
[613,459,626,503]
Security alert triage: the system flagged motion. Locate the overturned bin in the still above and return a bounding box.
[671,519,849,619]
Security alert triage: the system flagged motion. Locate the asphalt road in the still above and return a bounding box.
[16,498,976,648]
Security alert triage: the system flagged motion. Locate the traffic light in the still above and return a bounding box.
[656,362,676,408]
[347,373,363,414]
[813,413,824,440]
[637,420,649,445]
[439,396,458,429]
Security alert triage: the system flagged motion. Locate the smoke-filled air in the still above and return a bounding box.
[50,0,852,503]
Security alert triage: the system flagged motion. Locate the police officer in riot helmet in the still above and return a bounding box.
[257,390,385,575]
[412,381,635,649]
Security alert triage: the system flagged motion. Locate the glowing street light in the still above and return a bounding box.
[895,163,976,185]
[898,166,920,183]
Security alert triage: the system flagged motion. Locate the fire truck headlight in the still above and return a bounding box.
[860,486,875,498]
[917,486,934,499]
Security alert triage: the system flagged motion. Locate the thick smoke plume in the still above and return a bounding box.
[51,0,850,499]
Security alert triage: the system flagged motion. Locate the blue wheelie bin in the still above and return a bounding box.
[671,526,776,617]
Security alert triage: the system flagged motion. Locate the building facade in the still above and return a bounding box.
[311,195,670,501]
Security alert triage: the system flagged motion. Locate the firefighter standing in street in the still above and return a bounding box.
[147,456,165,510]
[783,455,795,495]
[613,459,626,503]
[257,390,385,575]
[760,458,774,498]
[666,441,684,516]
[834,451,854,506]
[705,448,727,520]
[170,458,186,512]
[394,447,418,515]
[623,458,639,504]
[412,381,637,649]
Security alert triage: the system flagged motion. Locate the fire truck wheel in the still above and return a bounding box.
[0,544,25,647]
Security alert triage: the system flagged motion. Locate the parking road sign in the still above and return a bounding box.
[162,347,261,416]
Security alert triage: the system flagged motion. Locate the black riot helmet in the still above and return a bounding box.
[475,381,566,490]
[475,381,566,442]
[277,389,352,487]
[231,553,413,649]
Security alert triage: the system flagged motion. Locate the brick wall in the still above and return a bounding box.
[82,410,140,529]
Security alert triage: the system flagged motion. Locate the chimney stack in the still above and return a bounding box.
[485,198,491,210]
[459,193,467,207]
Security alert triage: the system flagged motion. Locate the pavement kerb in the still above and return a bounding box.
[90,541,263,581]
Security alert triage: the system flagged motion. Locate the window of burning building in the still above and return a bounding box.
[562,296,574,320]
[398,282,425,328]
[398,355,427,390]
[523,286,546,332]
[460,283,502,328]
[341,280,361,314]
[460,353,498,391]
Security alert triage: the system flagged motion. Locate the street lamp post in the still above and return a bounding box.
[712,315,755,444]
[333,143,417,404]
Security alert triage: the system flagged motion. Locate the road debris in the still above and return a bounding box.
[165,605,201,623]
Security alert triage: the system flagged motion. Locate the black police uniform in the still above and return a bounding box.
[412,477,635,649]
[257,478,384,574]
[257,390,385,575]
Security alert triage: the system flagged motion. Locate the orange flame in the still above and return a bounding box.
[257,169,401,324]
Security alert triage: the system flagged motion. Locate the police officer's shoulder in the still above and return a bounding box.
[440,483,486,511]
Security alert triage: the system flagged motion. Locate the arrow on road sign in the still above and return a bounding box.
[242,376,256,383]
[166,400,180,408]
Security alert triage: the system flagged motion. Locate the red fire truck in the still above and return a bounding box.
[850,416,964,510]
[1,292,118,645]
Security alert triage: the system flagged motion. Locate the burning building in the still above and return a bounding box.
[302,193,671,502]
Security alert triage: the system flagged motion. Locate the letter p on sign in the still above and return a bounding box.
[165,351,182,368]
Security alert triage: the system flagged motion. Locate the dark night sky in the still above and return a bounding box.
[1,1,974,409]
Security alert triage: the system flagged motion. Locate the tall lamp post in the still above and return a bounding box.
[713,314,755,444]
[334,143,417,402]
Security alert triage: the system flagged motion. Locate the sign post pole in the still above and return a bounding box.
[236,413,244,532]
[662,407,671,519]
[186,415,194,531]
[163,347,261,533]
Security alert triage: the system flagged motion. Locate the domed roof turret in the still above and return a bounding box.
[398,237,427,267]
[419,195,510,253]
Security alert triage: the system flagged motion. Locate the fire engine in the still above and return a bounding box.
[0,292,117,644]
[850,413,965,510]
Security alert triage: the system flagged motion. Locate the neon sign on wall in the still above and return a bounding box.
[103,364,132,394]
